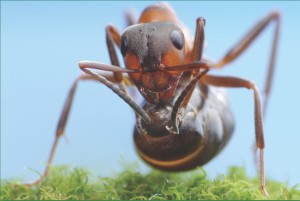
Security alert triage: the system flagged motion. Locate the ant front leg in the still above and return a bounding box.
[215,11,280,116]
[167,17,208,134]
[177,17,206,110]
[191,17,205,62]
[106,25,127,93]
[203,75,268,196]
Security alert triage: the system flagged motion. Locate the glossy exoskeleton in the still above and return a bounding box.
[26,2,280,196]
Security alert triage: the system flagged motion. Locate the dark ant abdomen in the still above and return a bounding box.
[134,83,235,171]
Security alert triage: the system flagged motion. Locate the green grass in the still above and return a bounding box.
[1,165,299,200]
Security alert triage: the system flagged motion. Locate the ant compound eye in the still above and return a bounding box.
[120,37,128,57]
[170,30,184,50]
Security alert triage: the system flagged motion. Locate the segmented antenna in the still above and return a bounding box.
[167,68,209,134]
[79,63,151,124]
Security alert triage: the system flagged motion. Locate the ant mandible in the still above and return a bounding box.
[27,2,280,196]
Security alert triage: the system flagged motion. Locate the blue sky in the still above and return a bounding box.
[2,1,300,188]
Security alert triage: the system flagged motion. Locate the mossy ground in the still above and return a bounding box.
[1,165,299,200]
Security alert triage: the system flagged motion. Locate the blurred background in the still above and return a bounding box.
[2,1,300,186]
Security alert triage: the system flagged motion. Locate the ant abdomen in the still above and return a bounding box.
[134,85,235,171]
[133,124,203,171]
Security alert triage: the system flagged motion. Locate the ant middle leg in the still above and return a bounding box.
[215,11,280,116]
[24,72,133,187]
[202,74,268,196]
[32,21,137,180]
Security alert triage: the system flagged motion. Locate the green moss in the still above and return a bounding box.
[1,165,299,200]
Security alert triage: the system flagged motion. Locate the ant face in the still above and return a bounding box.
[121,22,187,104]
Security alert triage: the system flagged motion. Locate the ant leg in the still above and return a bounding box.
[191,17,205,62]
[79,63,151,124]
[167,68,209,134]
[125,10,136,26]
[167,18,207,134]
[106,25,127,93]
[203,74,268,197]
[177,17,206,110]
[23,73,130,187]
[215,11,280,116]
[164,15,211,135]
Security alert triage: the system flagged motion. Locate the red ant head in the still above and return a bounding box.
[120,22,187,104]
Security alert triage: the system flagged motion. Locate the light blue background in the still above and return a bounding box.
[2,1,300,187]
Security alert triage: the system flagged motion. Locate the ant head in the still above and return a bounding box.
[120,22,187,104]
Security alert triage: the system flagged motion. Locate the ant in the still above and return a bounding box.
[26,2,280,196]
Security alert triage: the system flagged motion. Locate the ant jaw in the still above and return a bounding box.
[140,87,166,104]
[137,70,181,104]
[166,125,179,135]
[139,81,177,104]
[137,103,183,137]
[141,71,172,91]
[166,109,183,135]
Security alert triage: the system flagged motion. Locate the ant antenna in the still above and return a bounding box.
[167,68,209,134]
[79,62,151,124]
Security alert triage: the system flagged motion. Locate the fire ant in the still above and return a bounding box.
[27,2,280,196]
